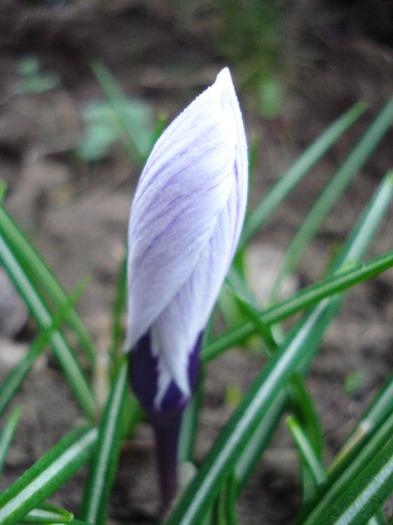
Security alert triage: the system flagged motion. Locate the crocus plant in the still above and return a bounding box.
[125,67,248,510]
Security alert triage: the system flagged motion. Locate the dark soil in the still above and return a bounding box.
[1,1,393,523]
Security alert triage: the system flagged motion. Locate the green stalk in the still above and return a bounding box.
[0,426,97,524]
[79,358,129,525]
[0,406,22,474]
[241,100,366,246]
[203,245,393,362]
[0,206,95,365]
[0,235,97,420]
[270,96,393,299]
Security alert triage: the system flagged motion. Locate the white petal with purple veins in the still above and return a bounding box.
[126,67,248,411]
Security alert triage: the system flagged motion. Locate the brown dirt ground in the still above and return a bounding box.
[1,1,393,523]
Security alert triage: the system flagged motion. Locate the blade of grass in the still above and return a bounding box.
[235,171,393,495]
[0,235,97,420]
[109,253,127,368]
[178,372,204,464]
[0,406,22,474]
[229,283,324,493]
[0,278,90,417]
[165,299,342,525]
[287,375,323,460]
[370,510,389,525]
[287,415,326,487]
[0,182,7,203]
[240,100,367,246]
[270,97,393,299]
[210,472,238,525]
[79,357,129,525]
[296,360,393,523]
[318,438,393,525]
[165,170,393,524]
[91,61,146,166]
[203,244,393,362]
[0,205,95,365]
[17,501,74,523]
[334,358,393,472]
[0,426,97,524]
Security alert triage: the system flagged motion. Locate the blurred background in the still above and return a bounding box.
[1,1,393,523]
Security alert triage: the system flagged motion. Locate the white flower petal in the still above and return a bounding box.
[126,70,239,349]
[126,67,249,411]
[153,176,247,399]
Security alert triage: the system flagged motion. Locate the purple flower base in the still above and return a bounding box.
[129,330,201,419]
[129,331,202,510]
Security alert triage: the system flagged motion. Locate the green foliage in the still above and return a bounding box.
[14,56,60,94]
[77,98,156,163]
[76,62,165,165]
[1,63,393,524]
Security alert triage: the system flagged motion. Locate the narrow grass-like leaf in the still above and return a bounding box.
[234,388,287,490]
[0,182,7,203]
[203,245,393,362]
[298,393,393,523]
[287,376,323,460]
[370,510,389,525]
[270,97,393,298]
[0,234,97,420]
[79,358,129,525]
[0,205,95,365]
[0,426,97,524]
[165,300,341,525]
[240,101,367,247]
[0,278,90,417]
[210,472,238,525]
[234,299,340,493]
[233,290,324,467]
[293,174,393,523]
[91,61,146,166]
[371,510,388,525]
[178,373,203,463]
[287,415,326,487]
[206,166,393,364]
[0,406,22,474]
[165,171,393,525]
[317,438,393,524]
[17,501,73,523]
[109,253,127,368]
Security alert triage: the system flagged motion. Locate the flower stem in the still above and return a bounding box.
[152,408,183,513]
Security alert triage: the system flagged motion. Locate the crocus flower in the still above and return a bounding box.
[125,67,248,509]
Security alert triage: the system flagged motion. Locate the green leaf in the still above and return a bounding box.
[79,358,129,524]
[90,61,152,166]
[165,300,341,525]
[240,100,366,247]
[0,205,95,365]
[178,372,204,464]
[287,415,326,487]
[0,406,22,474]
[318,438,393,524]
[203,243,393,363]
[210,472,238,525]
[0,426,97,524]
[270,96,393,299]
[17,500,74,523]
[109,253,127,368]
[0,229,97,421]
[0,278,90,417]
[164,170,393,525]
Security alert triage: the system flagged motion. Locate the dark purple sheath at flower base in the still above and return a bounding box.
[124,68,248,511]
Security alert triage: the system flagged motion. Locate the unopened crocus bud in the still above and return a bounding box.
[125,67,248,509]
